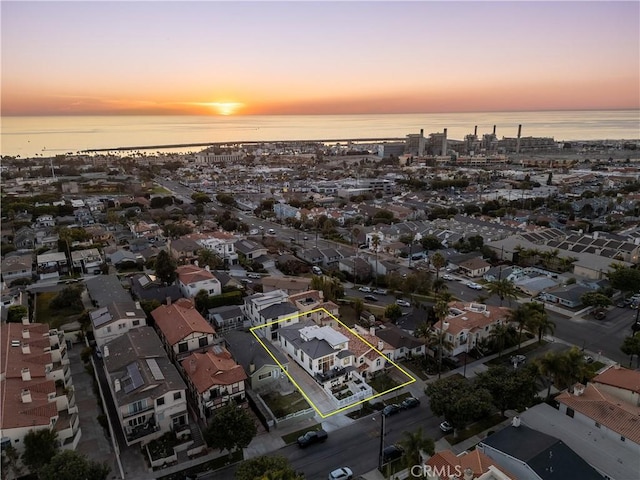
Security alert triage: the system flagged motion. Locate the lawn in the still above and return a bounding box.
[485,340,548,366]
[281,423,321,445]
[157,449,243,480]
[445,413,505,445]
[261,390,310,418]
[150,185,172,194]
[35,292,83,329]
[368,372,400,394]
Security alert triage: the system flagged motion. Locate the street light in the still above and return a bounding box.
[438,321,450,380]
[373,414,386,471]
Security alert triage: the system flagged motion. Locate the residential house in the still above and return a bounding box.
[338,256,372,281]
[339,324,394,379]
[35,214,56,228]
[483,266,526,283]
[180,345,247,421]
[234,239,268,261]
[425,449,515,480]
[541,284,593,308]
[167,238,200,263]
[151,299,217,361]
[90,301,147,347]
[101,327,188,446]
[0,321,80,460]
[107,249,143,270]
[176,264,222,298]
[130,221,162,239]
[261,276,312,295]
[514,276,559,297]
[243,290,299,340]
[36,252,68,280]
[34,230,59,249]
[71,248,103,274]
[1,254,33,283]
[319,248,343,268]
[478,419,604,480]
[224,330,289,392]
[207,305,246,334]
[301,247,324,266]
[14,227,35,250]
[556,366,640,453]
[288,290,340,326]
[191,232,239,266]
[129,273,183,304]
[85,275,134,307]
[458,257,491,278]
[375,323,426,360]
[433,302,512,357]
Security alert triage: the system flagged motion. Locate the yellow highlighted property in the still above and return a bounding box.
[249,307,416,418]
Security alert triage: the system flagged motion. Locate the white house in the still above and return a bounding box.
[71,248,103,273]
[176,264,222,299]
[90,301,147,347]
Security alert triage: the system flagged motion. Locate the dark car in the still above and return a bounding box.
[297,429,328,448]
[382,404,401,417]
[400,397,420,409]
[382,445,404,463]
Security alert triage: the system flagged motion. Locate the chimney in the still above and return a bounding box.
[194,260,199,267]
[511,416,521,427]
[21,316,30,325]
[21,389,32,403]
[574,384,585,396]
[21,367,31,381]
[190,357,197,373]
[249,361,255,374]
[493,125,496,135]
[205,265,210,272]
[22,328,30,339]
[21,343,31,355]
[135,301,141,310]
[166,296,172,306]
[463,467,474,480]
[442,128,448,156]
[114,378,121,392]
[377,340,384,351]
[103,345,109,358]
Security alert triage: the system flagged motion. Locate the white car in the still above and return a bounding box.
[328,467,353,480]
[466,282,482,290]
[396,299,411,307]
[359,286,372,293]
[249,229,260,235]
[442,274,454,281]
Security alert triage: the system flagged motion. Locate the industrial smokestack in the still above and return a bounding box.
[442,128,447,156]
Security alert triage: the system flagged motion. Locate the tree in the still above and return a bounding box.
[608,266,640,298]
[621,333,640,368]
[198,248,223,270]
[385,303,403,323]
[430,252,446,279]
[50,285,84,312]
[353,298,364,320]
[22,428,59,473]
[194,289,210,315]
[580,292,612,311]
[6,305,28,323]
[371,234,380,286]
[204,404,257,456]
[154,249,177,285]
[399,428,435,478]
[526,303,555,343]
[508,304,530,350]
[38,450,110,480]
[535,351,564,400]
[489,323,511,358]
[485,278,518,306]
[476,365,538,416]
[235,455,302,480]
[425,377,493,436]
[310,275,344,302]
[1,444,21,480]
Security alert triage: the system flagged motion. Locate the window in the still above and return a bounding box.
[118,323,125,329]
[566,407,574,418]
[198,337,208,348]
[258,372,271,380]
[132,320,140,326]
[157,397,165,406]
[173,392,182,401]
[595,422,600,428]
[106,326,112,333]
[359,358,364,364]
[376,359,381,367]
[178,342,188,353]
[129,400,146,415]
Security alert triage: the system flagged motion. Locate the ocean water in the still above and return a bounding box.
[1,110,638,158]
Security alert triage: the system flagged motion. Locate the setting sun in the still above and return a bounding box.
[205,102,243,116]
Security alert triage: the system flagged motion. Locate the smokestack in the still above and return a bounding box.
[516,124,522,154]
[103,345,109,358]
[474,125,477,136]
[493,125,496,135]
[442,128,447,156]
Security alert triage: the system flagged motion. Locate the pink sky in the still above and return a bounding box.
[2,1,638,116]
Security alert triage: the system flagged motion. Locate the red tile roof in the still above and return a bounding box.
[434,301,511,336]
[593,365,640,394]
[426,449,516,479]
[180,348,247,394]
[176,264,215,284]
[151,300,215,346]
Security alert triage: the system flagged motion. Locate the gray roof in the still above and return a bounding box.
[260,302,298,320]
[376,324,424,350]
[520,403,638,480]
[278,320,335,360]
[103,327,186,405]
[208,305,243,322]
[86,274,132,307]
[224,330,287,374]
[90,301,145,328]
[546,284,592,303]
[480,424,603,480]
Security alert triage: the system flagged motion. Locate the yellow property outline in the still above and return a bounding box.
[249,307,416,418]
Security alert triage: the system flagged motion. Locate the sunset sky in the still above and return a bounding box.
[1,1,639,116]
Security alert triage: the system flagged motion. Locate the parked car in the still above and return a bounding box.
[249,229,260,235]
[510,354,526,365]
[374,288,388,295]
[247,273,261,279]
[382,404,402,417]
[297,429,328,448]
[400,397,420,409]
[466,282,482,290]
[442,274,454,281]
[382,445,404,463]
[396,299,411,307]
[440,421,454,433]
[359,286,372,293]
[328,467,353,480]
[267,228,276,235]
[583,355,594,364]
[312,266,323,275]
[364,294,378,302]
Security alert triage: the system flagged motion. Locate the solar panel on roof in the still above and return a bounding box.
[146,358,164,381]
[92,307,112,328]
[124,363,144,393]
[139,276,150,287]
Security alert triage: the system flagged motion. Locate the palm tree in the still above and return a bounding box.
[536,351,564,400]
[371,234,380,287]
[508,305,530,350]
[430,252,446,280]
[399,428,435,478]
[432,278,448,295]
[526,303,555,343]
[485,278,518,306]
[489,323,510,359]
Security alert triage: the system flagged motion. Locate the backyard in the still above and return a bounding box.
[35,291,85,329]
[261,390,310,418]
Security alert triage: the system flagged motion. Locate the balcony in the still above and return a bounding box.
[126,418,160,444]
[122,404,154,419]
